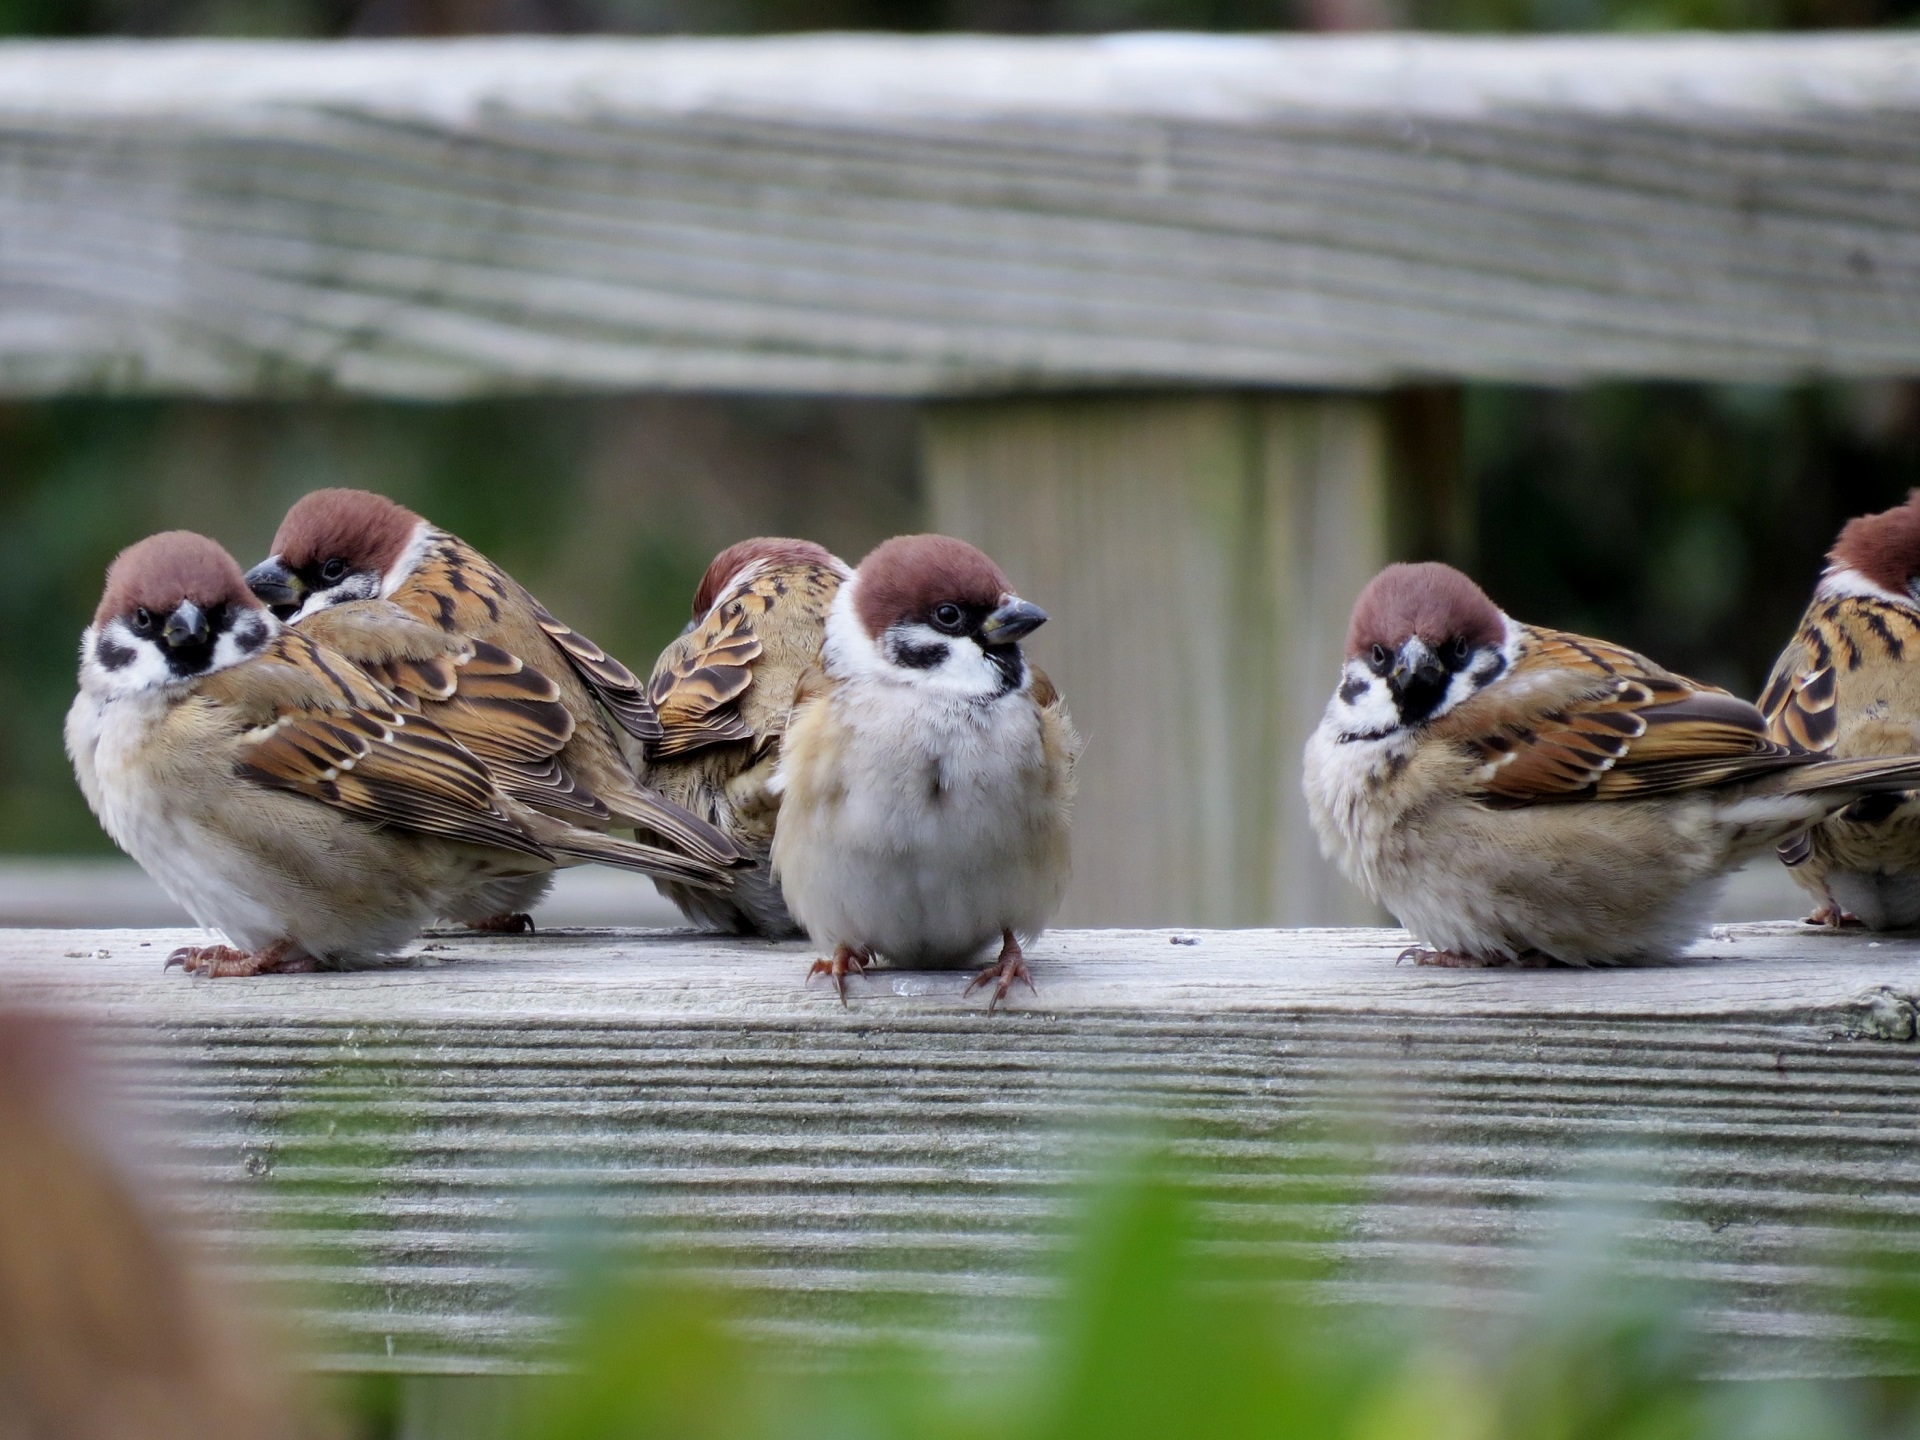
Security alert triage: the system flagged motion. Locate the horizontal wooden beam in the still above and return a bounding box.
[8,922,1920,1376]
[3,35,1919,397]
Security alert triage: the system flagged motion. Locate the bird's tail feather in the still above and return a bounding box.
[601,781,748,869]
[1773,755,1920,796]
[545,825,738,891]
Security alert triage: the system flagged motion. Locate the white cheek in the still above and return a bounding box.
[291,574,380,623]
[895,623,1004,698]
[79,623,174,699]
[1327,663,1399,739]
[211,612,277,671]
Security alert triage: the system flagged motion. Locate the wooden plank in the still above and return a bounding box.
[7,921,1920,1377]
[925,391,1388,926]
[3,35,1920,396]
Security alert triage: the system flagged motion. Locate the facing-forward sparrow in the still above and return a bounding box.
[68,532,728,976]
[1304,561,1920,966]
[771,534,1079,1008]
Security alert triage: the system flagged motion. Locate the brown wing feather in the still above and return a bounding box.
[423,642,575,765]
[530,599,662,745]
[1462,626,1801,805]
[649,598,762,759]
[1757,601,1886,757]
[390,532,662,747]
[648,559,847,764]
[299,601,584,818]
[223,634,552,859]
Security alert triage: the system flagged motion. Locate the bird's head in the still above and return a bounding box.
[1825,490,1920,605]
[1333,562,1511,739]
[689,537,845,626]
[245,488,423,623]
[831,534,1046,700]
[84,531,275,694]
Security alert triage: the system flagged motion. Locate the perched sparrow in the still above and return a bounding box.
[243,489,743,927]
[1760,491,1920,928]
[770,534,1079,1007]
[645,537,852,935]
[67,532,729,976]
[1303,561,1920,966]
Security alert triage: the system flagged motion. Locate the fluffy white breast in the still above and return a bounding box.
[64,685,286,951]
[773,586,1068,964]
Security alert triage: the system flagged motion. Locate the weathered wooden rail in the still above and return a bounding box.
[7,922,1920,1379]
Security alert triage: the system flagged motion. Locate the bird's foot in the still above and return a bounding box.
[1805,903,1865,930]
[164,939,317,978]
[967,930,1037,1013]
[466,913,536,935]
[807,945,870,1006]
[1398,945,1526,969]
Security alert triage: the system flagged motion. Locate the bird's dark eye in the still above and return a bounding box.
[932,604,965,633]
[1369,643,1389,672]
[319,558,348,584]
[130,607,153,635]
[1448,636,1472,666]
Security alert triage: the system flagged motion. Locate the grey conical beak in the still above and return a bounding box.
[244,556,305,612]
[979,597,1047,645]
[162,600,209,649]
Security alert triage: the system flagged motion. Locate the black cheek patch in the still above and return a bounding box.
[890,636,949,670]
[1338,675,1369,704]
[984,644,1025,693]
[232,614,270,655]
[94,635,136,671]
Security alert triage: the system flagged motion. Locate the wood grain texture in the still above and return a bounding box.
[5,921,1920,1377]
[4,34,1920,396]
[927,392,1389,927]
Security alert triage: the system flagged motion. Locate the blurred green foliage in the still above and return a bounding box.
[1469,382,1920,695]
[7,384,1918,855]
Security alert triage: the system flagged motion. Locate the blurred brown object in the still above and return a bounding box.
[0,1011,306,1440]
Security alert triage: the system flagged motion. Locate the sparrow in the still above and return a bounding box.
[645,536,853,936]
[242,488,744,928]
[67,531,731,976]
[1302,560,1920,966]
[769,534,1079,1008]
[1759,491,1920,929]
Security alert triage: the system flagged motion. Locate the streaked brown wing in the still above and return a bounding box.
[530,599,662,746]
[1465,627,1799,805]
[357,652,460,703]
[231,641,551,859]
[1751,597,1920,757]
[418,641,575,765]
[303,603,584,815]
[1758,646,1840,755]
[648,596,762,759]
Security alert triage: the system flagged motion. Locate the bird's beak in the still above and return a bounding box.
[979,597,1048,645]
[1389,640,1446,696]
[162,600,209,649]
[244,557,305,613]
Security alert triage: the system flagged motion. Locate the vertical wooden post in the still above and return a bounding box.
[924,392,1390,928]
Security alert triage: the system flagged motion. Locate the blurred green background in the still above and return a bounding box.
[6,385,1917,856]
